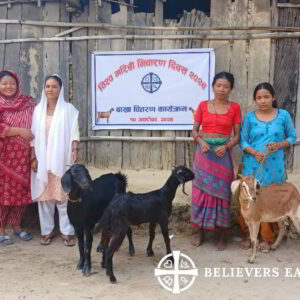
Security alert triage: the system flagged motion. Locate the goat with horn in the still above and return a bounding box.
[231,175,300,264]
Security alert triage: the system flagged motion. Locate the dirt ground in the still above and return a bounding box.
[1,168,300,300]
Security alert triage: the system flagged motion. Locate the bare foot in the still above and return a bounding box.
[191,230,205,247]
[216,239,227,251]
[258,241,271,253]
[216,230,227,251]
[12,226,22,233]
[238,238,251,250]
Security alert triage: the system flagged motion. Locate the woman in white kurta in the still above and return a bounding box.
[31,74,80,246]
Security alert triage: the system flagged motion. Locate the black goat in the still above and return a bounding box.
[93,165,195,283]
[61,164,134,276]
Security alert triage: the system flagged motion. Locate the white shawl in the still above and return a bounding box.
[31,83,79,201]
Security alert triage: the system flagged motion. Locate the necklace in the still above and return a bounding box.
[212,99,229,114]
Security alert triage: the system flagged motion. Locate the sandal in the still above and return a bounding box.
[13,231,33,241]
[0,235,14,246]
[258,241,271,253]
[61,235,75,247]
[40,232,55,246]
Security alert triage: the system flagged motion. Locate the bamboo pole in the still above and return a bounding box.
[103,0,137,8]
[2,32,300,44]
[277,3,300,8]
[0,0,45,5]
[80,136,193,142]
[55,27,83,37]
[2,18,300,32]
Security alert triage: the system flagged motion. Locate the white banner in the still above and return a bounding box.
[92,49,215,130]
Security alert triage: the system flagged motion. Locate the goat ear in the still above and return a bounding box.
[231,179,241,195]
[61,170,72,193]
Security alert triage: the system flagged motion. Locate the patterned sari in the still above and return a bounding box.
[0,70,35,206]
[192,139,234,229]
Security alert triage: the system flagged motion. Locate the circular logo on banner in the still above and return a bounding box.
[154,251,198,294]
[141,72,162,93]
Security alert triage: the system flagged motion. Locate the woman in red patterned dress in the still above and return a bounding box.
[0,70,35,245]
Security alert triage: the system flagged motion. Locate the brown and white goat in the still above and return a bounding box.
[231,175,300,263]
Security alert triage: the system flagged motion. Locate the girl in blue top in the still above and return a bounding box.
[240,82,296,252]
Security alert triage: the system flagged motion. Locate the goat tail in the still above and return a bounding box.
[93,208,112,235]
[114,172,128,193]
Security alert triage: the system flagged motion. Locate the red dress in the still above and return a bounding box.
[0,74,35,206]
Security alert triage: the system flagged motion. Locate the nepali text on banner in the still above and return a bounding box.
[91,49,215,130]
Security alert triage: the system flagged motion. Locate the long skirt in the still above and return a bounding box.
[191,145,234,229]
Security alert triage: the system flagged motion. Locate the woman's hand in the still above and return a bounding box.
[254,151,268,163]
[19,128,34,141]
[215,145,227,157]
[268,142,280,154]
[72,149,79,163]
[31,158,38,172]
[199,139,211,152]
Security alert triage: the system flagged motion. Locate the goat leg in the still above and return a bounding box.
[147,222,156,257]
[159,218,173,263]
[101,233,111,269]
[82,229,93,276]
[105,230,127,283]
[97,230,110,253]
[76,228,85,270]
[289,212,300,235]
[248,222,260,264]
[271,221,285,250]
[127,227,135,256]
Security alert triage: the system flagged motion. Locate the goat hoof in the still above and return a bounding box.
[96,245,104,253]
[82,270,91,277]
[110,276,117,284]
[147,249,154,257]
[82,264,92,276]
[247,258,255,264]
[129,247,135,256]
[270,244,277,250]
[77,261,84,270]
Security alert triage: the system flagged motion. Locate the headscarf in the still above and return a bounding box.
[0,70,34,111]
[31,74,79,200]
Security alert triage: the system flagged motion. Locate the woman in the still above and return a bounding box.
[0,70,35,245]
[239,82,296,252]
[31,74,80,246]
[191,72,241,250]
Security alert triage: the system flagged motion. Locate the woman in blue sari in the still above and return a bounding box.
[240,82,296,251]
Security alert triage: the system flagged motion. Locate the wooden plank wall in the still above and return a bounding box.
[92,3,224,170]
[274,5,300,170]
[210,0,271,112]
[1,0,285,171]
[0,1,73,101]
[210,0,271,170]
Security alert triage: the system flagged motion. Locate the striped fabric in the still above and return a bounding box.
[191,145,234,229]
[0,205,26,227]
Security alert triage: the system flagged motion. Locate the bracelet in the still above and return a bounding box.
[192,135,200,142]
[277,141,285,149]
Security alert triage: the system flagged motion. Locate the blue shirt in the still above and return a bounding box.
[241,109,296,186]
